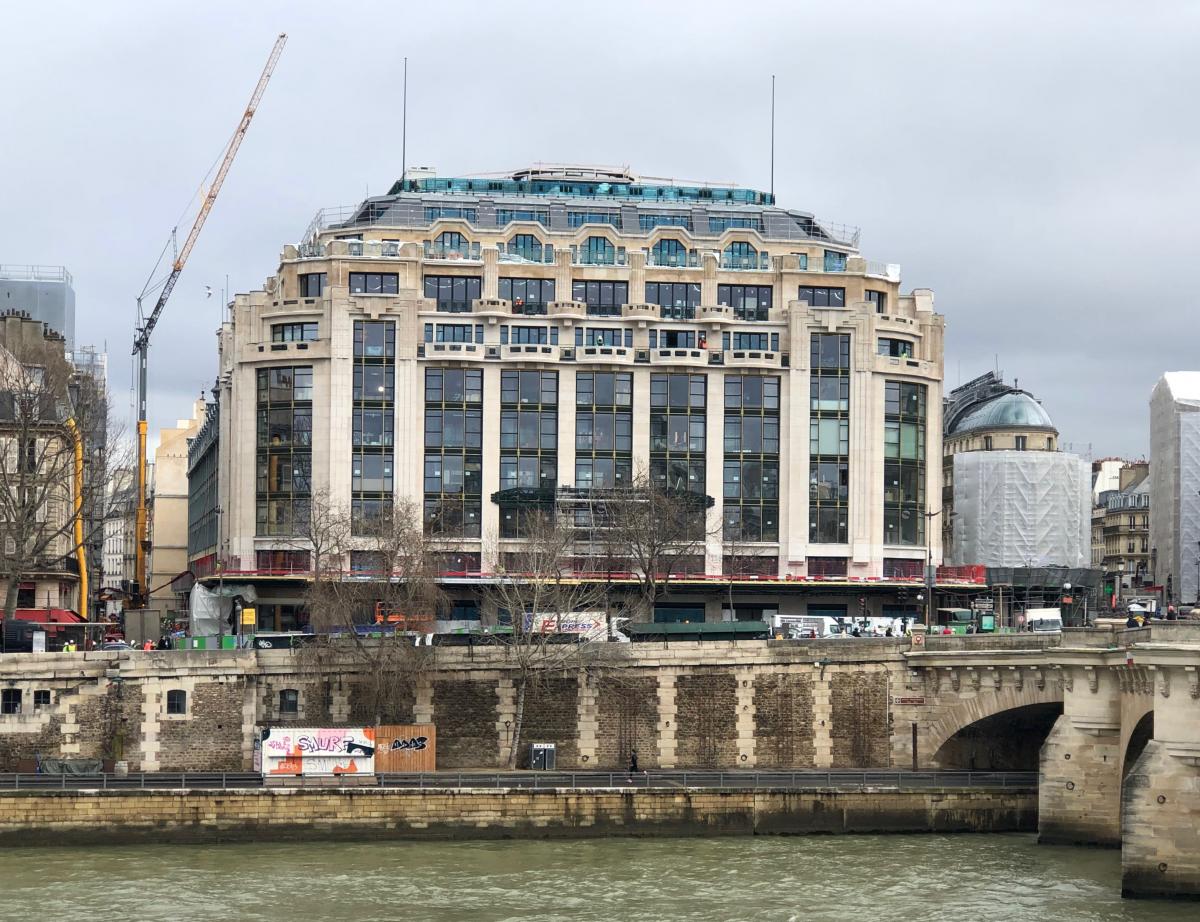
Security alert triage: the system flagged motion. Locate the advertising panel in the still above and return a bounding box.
[260,727,376,776]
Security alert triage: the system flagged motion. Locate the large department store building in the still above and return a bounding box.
[195,165,963,630]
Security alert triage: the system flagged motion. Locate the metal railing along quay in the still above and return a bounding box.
[0,769,1037,793]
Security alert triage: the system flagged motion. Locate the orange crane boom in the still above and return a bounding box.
[133,33,287,607]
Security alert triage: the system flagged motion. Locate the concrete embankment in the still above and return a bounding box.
[0,787,1036,845]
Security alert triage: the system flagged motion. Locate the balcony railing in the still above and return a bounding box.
[720,253,771,270]
[645,250,700,268]
[572,248,628,267]
[424,241,482,261]
[433,300,475,313]
[658,304,697,320]
[511,301,549,316]
[498,245,555,264]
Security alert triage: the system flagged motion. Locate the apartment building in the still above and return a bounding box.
[200,165,951,628]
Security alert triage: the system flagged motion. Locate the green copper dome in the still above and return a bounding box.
[949,392,1056,436]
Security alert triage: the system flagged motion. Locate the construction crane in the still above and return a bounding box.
[132,32,287,608]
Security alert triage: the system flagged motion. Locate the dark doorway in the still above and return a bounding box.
[934,702,1063,770]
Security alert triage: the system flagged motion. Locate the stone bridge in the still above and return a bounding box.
[0,623,1197,896]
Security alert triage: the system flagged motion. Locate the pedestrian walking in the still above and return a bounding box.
[627,748,638,782]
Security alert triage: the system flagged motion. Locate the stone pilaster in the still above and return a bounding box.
[812,665,833,768]
[576,671,598,766]
[496,677,516,768]
[412,677,434,725]
[735,669,757,768]
[656,672,677,769]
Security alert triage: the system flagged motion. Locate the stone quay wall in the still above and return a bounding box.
[0,639,1066,773]
[0,786,1037,846]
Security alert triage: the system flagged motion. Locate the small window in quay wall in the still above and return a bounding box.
[1,689,22,714]
[279,689,299,716]
[166,690,187,715]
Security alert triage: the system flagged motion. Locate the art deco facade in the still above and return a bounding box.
[200,166,948,627]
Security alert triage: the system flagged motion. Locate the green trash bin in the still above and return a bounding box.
[220,635,237,650]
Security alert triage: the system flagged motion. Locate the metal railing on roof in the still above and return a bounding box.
[0,264,73,284]
[300,206,862,248]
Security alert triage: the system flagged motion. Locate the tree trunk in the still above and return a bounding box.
[2,579,19,621]
[508,678,526,769]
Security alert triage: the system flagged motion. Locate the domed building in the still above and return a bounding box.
[941,372,1090,574]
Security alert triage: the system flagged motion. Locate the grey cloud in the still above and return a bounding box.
[2,0,1196,458]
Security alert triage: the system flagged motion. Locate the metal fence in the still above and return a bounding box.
[0,770,1037,793]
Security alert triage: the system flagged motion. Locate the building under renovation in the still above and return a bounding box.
[942,372,1095,623]
[1149,372,1200,605]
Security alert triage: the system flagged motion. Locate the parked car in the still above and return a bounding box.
[101,641,132,651]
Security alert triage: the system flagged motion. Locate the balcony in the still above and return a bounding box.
[572,248,628,267]
[548,300,588,319]
[511,301,550,316]
[502,344,558,360]
[719,253,772,271]
[424,241,482,261]
[652,348,710,367]
[498,244,555,265]
[645,251,700,268]
[621,303,658,320]
[696,305,736,322]
[423,342,481,357]
[577,344,634,364]
[657,304,697,321]
[427,299,476,314]
[725,349,782,368]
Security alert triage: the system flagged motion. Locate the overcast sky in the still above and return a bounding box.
[2,0,1197,459]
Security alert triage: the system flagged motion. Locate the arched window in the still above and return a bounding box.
[722,241,759,269]
[166,690,187,715]
[581,236,616,266]
[506,234,543,263]
[435,231,468,257]
[279,688,299,716]
[651,238,691,267]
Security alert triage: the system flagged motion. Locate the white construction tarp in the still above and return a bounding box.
[952,451,1091,568]
[188,583,258,637]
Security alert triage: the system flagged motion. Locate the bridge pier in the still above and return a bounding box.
[1121,660,1200,899]
[1038,665,1123,847]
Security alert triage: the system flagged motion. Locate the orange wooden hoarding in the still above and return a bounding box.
[374,723,436,772]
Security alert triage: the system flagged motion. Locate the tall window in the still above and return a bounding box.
[256,367,312,536]
[500,325,558,346]
[349,272,399,295]
[496,207,549,227]
[578,235,618,265]
[272,322,318,342]
[576,372,633,490]
[568,211,618,228]
[724,376,780,542]
[884,381,927,546]
[352,321,395,533]
[434,231,470,257]
[810,334,850,544]
[571,280,628,317]
[648,237,693,267]
[798,286,846,308]
[500,277,555,314]
[499,371,558,537]
[424,369,483,537]
[298,273,326,298]
[651,374,706,497]
[866,290,887,313]
[425,206,476,222]
[646,281,701,320]
[504,234,545,263]
[640,214,692,232]
[721,241,760,269]
[823,250,848,272]
[423,275,482,312]
[717,285,772,321]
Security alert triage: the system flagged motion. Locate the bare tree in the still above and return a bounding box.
[297,496,446,726]
[0,332,125,620]
[592,471,718,622]
[485,510,609,768]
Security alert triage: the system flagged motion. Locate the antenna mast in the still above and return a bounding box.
[401,56,408,182]
[770,74,776,199]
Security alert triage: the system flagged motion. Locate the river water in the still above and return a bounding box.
[3,834,1194,921]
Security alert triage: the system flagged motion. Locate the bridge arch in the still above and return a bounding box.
[923,680,1063,769]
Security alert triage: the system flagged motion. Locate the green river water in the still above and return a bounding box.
[1,834,1194,921]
